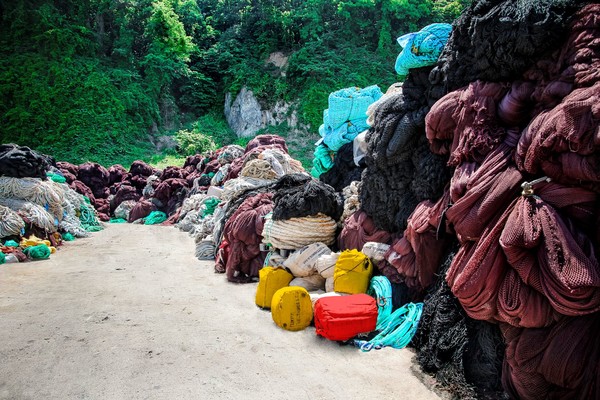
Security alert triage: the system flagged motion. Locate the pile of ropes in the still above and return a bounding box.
[0,146,102,263]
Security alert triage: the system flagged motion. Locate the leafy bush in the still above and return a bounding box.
[174,128,217,156]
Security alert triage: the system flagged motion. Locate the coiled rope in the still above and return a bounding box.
[354,302,423,352]
[240,159,278,180]
[368,276,394,330]
[0,205,25,238]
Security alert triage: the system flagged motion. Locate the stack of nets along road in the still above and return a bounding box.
[316,0,599,398]
[0,144,103,264]
[330,1,598,398]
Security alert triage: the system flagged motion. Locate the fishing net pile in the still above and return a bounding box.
[0,144,51,179]
[0,147,103,262]
[4,1,599,398]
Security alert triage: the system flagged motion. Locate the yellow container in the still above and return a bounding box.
[333,249,373,294]
[255,267,293,309]
[271,286,313,331]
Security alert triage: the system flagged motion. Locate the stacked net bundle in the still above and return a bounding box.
[113,200,136,221]
[0,144,50,179]
[515,82,600,186]
[445,130,523,243]
[377,191,451,294]
[501,314,600,399]
[129,160,156,177]
[110,184,141,213]
[240,159,278,180]
[0,177,64,220]
[220,176,274,202]
[214,193,274,283]
[339,181,361,223]
[338,209,393,251]
[217,145,245,165]
[108,164,127,185]
[319,85,383,152]
[78,162,110,199]
[271,174,343,222]
[425,81,510,166]
[360,68,451,233]
[161,166,188,180]
[413,248,506,400]
[244,134,288,154]
[394,23,452,77]
[429,0,590,94]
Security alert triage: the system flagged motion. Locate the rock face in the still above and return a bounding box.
[224,87,263,138]
[224,86,303,138]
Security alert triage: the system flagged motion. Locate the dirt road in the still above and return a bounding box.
[0,224,440,400]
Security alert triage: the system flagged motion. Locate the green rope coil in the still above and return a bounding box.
[354,302,423,352]
[4,240,19,247]
[368,276,393,330]
[144,211,167,225]
[23,244,51,259]
[61,232,75,241]
[79,204,103,232]
[0,252,5,264]
[110,218,127,224]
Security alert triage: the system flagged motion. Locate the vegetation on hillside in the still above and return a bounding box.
[0,0,469,166]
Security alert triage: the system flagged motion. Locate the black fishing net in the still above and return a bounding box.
[413,246,506,400]
[271,174,343,221]
[0,143,50,179]
[430,0,590,94]
[319,142,364,192]
[360,67,451,233]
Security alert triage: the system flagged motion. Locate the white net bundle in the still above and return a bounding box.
[220,177,272,202]
[114,200,137,221]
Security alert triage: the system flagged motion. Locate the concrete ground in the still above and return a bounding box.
[0,224,441,400]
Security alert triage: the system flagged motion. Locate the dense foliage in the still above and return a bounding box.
[0,0,468,165]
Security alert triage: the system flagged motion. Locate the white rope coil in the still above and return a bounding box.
[0,205,25,238]
[0,177,64,221]
[0,197,57,232]
[262,213,337,249]
[240,159,278,180]
[341,181,361,223]
[195,235,216,260]
[59,214,90,238]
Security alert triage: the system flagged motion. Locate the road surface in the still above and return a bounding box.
[0,224,441,400]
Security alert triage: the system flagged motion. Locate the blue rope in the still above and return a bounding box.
[354,302,423,352]
[368,276,393,330]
